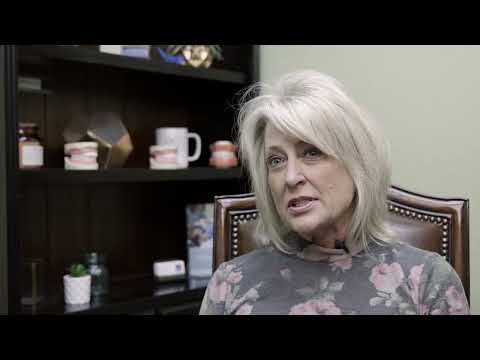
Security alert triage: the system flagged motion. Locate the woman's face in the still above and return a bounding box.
[265,123,355,242]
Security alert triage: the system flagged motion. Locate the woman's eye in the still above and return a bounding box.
[304,147,322,158]
[267,156,284,168]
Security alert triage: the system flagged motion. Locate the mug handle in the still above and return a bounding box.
[188,132,202,162]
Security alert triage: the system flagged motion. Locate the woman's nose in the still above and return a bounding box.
[285,160,306,188]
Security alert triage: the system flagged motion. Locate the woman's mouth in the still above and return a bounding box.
[287,197,317,215]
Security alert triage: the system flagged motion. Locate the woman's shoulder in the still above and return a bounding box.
[215,246,280,275]
[366,240,451,272]
[220,246,279,268]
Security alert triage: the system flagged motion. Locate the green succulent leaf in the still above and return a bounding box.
[69,263,88,277]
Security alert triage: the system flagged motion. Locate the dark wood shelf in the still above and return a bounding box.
[21,277,208,315]
[18,45,247,85]
[18,167,243,185]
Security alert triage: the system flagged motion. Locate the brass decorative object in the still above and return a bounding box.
[63,112,133,169]
[167,45,223,68]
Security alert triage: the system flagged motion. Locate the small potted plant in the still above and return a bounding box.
[63,263,91,305]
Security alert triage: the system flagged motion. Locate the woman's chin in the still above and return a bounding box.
[288,223,316,241]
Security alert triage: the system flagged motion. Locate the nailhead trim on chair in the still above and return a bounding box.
[229,205,451,260]
[231,211,260,257]
[388,202,450,260]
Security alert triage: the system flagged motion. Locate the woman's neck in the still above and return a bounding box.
[310,226,346,249]
[310,209,352,249]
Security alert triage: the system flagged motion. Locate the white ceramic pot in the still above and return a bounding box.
[63,274,91,305]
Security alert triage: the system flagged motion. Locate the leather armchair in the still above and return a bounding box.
[213,185,470,300]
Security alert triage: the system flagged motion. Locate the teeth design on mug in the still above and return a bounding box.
[64,142,99,170]
[150,145,178,170]
[155,127,202,169]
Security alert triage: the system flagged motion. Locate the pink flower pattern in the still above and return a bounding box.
[289,300,342,315]
[408,264,424,305]
[201,247,470,315]
[330,257,353,272]
[369,262,404,294]
[417,304,429,315]
[208,265,243,304]
[445,286,469,315]
[208,274,229,304]
[226,271,243,284]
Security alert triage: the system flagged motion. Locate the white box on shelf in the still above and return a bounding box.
[99,45,123,55]
[153,260,186,283]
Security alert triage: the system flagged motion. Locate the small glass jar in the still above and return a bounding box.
[85,253,109,296]
[18,122,44,169]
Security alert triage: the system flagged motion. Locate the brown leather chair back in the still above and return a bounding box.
[213,185,469,300]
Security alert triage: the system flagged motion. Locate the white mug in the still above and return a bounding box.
[155,128,201,169]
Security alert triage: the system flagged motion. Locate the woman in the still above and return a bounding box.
[199,70,469,315]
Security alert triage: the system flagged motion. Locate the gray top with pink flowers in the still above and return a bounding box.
[199,241,470,315]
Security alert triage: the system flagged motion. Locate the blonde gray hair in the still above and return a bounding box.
[236,70,394,254]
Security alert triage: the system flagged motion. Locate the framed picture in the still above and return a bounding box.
[186,203,214,279]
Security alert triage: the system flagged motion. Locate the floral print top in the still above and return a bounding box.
[199,241,469,315]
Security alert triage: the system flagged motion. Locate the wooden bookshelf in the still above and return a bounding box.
[2,44,258,314]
